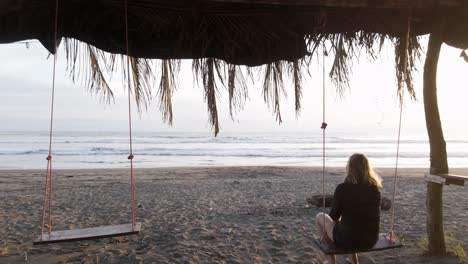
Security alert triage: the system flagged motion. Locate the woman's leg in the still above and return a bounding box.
[346,253,359,264]
[315,213,336,264]
[315,212,335,242]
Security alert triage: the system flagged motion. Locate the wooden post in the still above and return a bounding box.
[423,27,448,255]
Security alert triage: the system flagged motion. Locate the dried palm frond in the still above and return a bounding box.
[394,34,421,101]
[129,57,153,111]
[206,58,220,135]
[305,31,420,102]
[228,64,248,119]
[64,38,114,103]
[262,61,286,123]
[157,59,179,125]
[193,58,221,135]
[290,60,302,115]
[328,33,355,96]
[63,38,154,111]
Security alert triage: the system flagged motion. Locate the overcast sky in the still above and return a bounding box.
[1,39,467,138]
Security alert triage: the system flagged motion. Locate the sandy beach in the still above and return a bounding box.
[0,166,466,263]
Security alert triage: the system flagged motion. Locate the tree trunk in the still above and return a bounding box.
[423,29,448,255]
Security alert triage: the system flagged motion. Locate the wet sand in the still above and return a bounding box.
[0,166,466,263]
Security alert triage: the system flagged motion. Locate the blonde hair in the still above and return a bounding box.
[345,153,382,191]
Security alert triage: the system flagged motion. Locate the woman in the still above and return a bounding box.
[315,153,382,264]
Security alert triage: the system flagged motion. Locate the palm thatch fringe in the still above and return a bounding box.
[64,38,114,103]
[325,32,387,96]
[60,31,421,135]
[64,38,155,109]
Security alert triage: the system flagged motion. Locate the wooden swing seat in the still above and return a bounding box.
[33,222,141,245]
[313,233,402,255]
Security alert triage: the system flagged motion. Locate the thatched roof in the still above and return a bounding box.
[2,0,468,62]
[1,0,468,134]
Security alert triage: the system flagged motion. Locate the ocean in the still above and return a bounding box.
[0,131,467,170]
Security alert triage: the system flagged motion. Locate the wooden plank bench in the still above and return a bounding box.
[313,233,402,255]
[33,222,141,245]
[425,174,468,186]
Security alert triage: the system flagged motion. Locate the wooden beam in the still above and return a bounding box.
[425,173,467,186]
[424,173,446,185]
[33,223,141,245]
[205,0,461,8]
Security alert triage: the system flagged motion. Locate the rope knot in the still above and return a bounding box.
[386,230,396,243]
[128,154,134,160]
[321,122,328,129]
[46,155,52,161]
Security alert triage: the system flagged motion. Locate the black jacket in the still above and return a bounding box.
[329,182,381,249]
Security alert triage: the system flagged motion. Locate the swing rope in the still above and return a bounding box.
[320,46,328,239]
[40,0,59,240]
[319,12,411,244]
[321,47,328,210]
[39,0,137,239]
[124,0,137,230]
[387,88,404,242]
[388,9,411,242]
